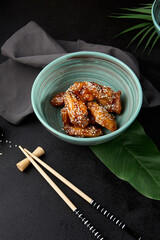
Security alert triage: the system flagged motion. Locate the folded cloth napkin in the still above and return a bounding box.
[0,21,160,124]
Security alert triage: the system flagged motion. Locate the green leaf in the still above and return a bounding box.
[127,25,151,48]
[143,30,157,52]
[120,7,151,14]
[115,22,151,37]
[148,35,160,55]
[112,14,152,21]
[135,26,155,51]
[139,4,152,8]
[90,121,160,200]
[110,4,158,53]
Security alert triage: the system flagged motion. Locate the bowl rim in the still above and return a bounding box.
[31,51,143,144]
[152,0,160,32]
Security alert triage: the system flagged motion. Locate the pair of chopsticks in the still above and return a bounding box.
[19,146,142,240]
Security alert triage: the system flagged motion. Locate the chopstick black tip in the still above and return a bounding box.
[91,200,142,240]
[74,208,105,240]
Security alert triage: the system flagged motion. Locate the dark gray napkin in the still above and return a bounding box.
[0,21,160,124]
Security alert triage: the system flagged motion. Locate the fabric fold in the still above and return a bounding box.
[0,21,159,125]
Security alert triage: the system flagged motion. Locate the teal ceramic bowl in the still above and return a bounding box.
[152,0,160,36]
[31,51,143,145]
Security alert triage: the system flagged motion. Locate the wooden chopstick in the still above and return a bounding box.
[19,146,76,211]
[22,147,142,240]
[19,146,105,240]
[24,147,92,204]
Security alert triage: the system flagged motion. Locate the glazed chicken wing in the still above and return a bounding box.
[79,88,94,102]
[61,106,102,137]
[64,91,89,128]
[84,82,122,114]
[88,110,96,125]
[69,82,85,92]
[50,92,65,106]
[61,107,70,124]
[51,81,121,137]
[68,82,94,102]
[97,89,122,114]
[50,82,121,114]
[87,102,117,132]
[63,124,103,137]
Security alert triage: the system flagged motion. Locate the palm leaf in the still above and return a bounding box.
[148,35,160,54]
[139,4,152,7]
[135,26,155,51]
[127,25,151,48]
[110,3,160,54]
[112,14,152,21]
[115,22,151,37]
[120,7,151,14]
[143,30,157,53]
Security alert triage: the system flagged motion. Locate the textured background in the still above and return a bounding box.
[0,0,160,239]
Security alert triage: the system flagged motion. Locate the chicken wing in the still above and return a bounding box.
[69,82,85,92]
[63,124,103,137]
[64,91,89,128]
[50,92,65,106]
[50,82,121,114]
[61,107,70,125]
[61,106,102,137]
[51,81,121,137]
[87,102,117,132]
[68,82,94,102]
[88,110,96,125]
[79,82,121,114]
[97,89,121,114]
[79,88,94,102]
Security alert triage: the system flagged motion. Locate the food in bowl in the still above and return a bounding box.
[50,81,122,137]
[31,51,142,145]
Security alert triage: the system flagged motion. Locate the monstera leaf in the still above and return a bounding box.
[90,121,160,200]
